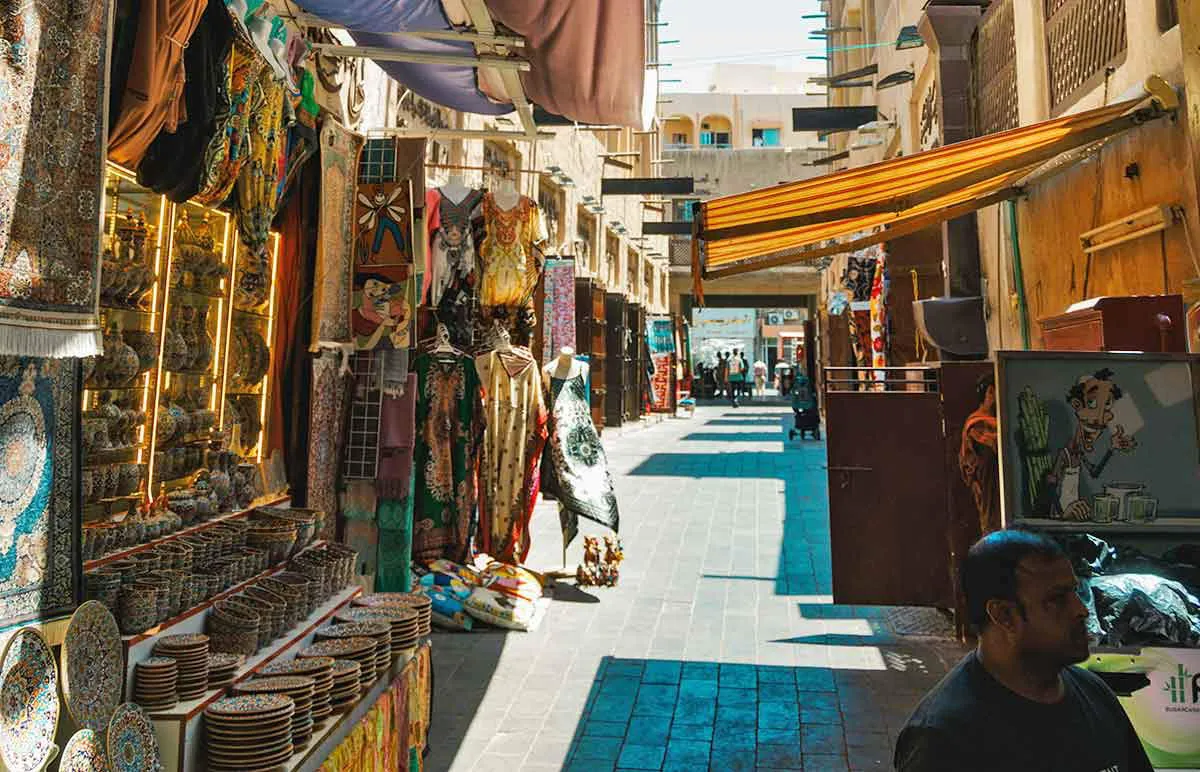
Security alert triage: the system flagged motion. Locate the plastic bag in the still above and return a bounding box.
[1089,573,1200,647]
[464,587,544,632]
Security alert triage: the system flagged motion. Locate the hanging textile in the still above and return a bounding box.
[541,258,576,364]
[407,643,432,768]
[352,178,415,353]
[541,367,619,549]
[646,317,675,411]
[136,0,235,203]
[412,352,485,563]
[378,375,417,592]
[425,187,485,321]
[194,41,268,206]
[107,0,207,168]
[476,350,547,564]
[478,193,547,308]
[235,69,290,260]
[312,116,364,350]
[847,308,871,369]
[869,249,890,386]
[307,348,350,535]
[0,0,111,358]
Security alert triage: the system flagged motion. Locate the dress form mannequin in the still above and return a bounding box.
[492,175,521,210]
[440,174,472,205]
[545,346,584,382]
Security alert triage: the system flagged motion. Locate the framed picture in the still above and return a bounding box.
[997,351,1200,525]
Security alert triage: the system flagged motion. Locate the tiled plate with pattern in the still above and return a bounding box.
[0,628,60,772]
[62,601,123,734]
[106,703,162,772]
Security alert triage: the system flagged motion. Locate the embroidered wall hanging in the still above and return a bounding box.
[541,258,576,364]
[312,116,363,351]
[0,356,80,626]
[0,0,111,358]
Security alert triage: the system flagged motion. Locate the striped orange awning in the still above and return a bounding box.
[695,89,1175,281]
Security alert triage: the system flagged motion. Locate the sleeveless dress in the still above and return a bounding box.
[542,371,620,547]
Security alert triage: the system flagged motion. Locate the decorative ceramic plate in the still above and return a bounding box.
[298,637,376,658]
[62,601,123,734]
[330,659,361,677]
[336,606,417,624]
[106,703,162,772]
[317,621,390,639]
[260,656,334,677]
[208,653,242,670]
[236,676,315,695]
[206,694,294,718]
[355,592,430,608]
[60,728,110,772]
[0,628,60,772]
[154,634,208,650]
[137,657,177,671]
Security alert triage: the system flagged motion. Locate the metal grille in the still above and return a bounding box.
[975,0,1019,136]
[343,351,383,480]
[669,238,691,267]
[1045,0,1127,112]
[360,139,396,184]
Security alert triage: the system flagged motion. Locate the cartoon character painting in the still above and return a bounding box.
[351,271,411,351]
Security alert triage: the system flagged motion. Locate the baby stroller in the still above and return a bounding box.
[789,408,821,440]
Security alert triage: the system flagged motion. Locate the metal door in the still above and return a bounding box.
[826,391,954,607]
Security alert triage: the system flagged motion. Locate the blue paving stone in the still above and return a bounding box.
[803,753,850,771]
[617,743,666,770]
[794,668,836,692]
[575,736,624,763]
[674,695,717,725]
[634,683,678,716]
[718,687,757,707]
[802,723,847,755]
[717,704,757,728]
[710,749,757,772]
[800,707,843,725]
[600,676,642,698]
[758,725,801,746]
[797,691,839,712]
[758,701,799,730]
[585,720,630,738]
[627,715,672,746]
[665,739,712,767]
[682,662,719,681]
[679,679,718,699]
[757,743,804,769]
[643,661,683,685]
[719,664,758,689]
[759,683,798,703]
[757,666,795,685]
[609,660,647,678]
[566,759,617,772]
[593,693,636,723]
[670,721,714,741]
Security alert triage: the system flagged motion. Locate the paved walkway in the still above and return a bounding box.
[425,404,966,772]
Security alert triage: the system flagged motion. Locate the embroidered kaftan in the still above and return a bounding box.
[412,352,485,563]
[475,349,547,564]
[478,193,546,309]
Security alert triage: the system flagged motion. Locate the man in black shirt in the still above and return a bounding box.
[894,530,1153,772]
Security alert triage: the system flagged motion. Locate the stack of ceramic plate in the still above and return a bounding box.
[257,656,333,724]
[336,605,420,655]
[133,657,178,710]
[207,653,242,689]
[204,694,295,772]
[152,634,209,700]
[297,637,376,691]
[235,676,316,749]
[328,659,362,713]
[354,592,433,636]
[315,621,392,679]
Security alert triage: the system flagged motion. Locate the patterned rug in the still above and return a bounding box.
[0,356,80,626]
[0,0,111,357]
[307,348,348,541]
[542,258,576,364]
[312,116,363,350]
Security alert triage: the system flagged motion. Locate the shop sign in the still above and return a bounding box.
[1094,648,1200,767]
[691,308,755,340]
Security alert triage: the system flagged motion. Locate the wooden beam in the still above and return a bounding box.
[309,44,530,71]
[702,187,1022,280]
[380,127,554,142]
[602,177,695,196]
[643,221,693,235]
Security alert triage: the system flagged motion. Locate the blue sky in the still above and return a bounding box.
[658,0,828,91]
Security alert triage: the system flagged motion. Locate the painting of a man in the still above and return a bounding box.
[1046,368,1138,520]
[351,271,411,351]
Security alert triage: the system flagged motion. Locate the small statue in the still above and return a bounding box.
[576,535,624,588]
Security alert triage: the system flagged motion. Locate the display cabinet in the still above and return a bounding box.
[575,277,608,432]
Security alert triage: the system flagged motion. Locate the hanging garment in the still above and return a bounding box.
[235,68,290,260]
[412,352,485,563]
[108,0,209,168]
[542,370,619,548]
[193,41,268,206]
[476,349,548,564]
[136,0,234,202]
[478,193,546,308]
[427,187,485,307]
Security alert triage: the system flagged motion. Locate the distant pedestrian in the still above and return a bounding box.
[715,353,729,399]
[753,359,767,399]
[727,350,745,407]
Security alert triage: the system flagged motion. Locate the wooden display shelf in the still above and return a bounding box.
[1014,517,1200,534]
[142,582,365,772]
[83,495,288,571]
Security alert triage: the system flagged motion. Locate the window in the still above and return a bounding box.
[673,199,700,222]
[700,131,731,148]
[671,133,689,146]
[752,128,782,147]
[1158,0,1178,31]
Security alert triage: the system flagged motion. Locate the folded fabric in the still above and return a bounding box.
[464,587,543,632]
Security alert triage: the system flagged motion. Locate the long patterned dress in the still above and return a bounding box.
[412,352,485,563]
[542,370,620,547]
[475,350,548,564]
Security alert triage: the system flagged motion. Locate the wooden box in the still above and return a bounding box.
[1038,295,1187,353]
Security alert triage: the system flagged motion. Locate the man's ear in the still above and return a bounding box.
[985,598,1020,633]
[1069,398,1082,411]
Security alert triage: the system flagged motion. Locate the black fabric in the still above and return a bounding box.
[108,0,142,135]
[895,651,1153,772]
[135,0,233,202]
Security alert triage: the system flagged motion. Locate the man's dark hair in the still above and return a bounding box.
[1066,367,1123,403]
[963,530,1067,631]
[976,373,995,404]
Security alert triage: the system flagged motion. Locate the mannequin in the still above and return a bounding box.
[544,346,585,383]
[491,175,521,211]
[439,174,472,206]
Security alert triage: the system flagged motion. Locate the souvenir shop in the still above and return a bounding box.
[0,0,644,769]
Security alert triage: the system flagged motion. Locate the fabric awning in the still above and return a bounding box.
[697,91,1175,279]
[298,0,650,127]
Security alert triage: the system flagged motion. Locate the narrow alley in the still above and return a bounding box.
[425,405,967,772]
